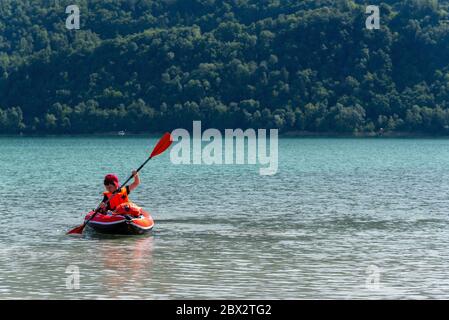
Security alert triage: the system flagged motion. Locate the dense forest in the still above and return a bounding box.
[0,0,449,134]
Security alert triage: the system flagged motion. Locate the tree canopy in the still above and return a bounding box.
[1,0,449,134]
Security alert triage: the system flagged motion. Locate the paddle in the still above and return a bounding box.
[67,132,173,235]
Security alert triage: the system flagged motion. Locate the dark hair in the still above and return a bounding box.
[104,179,115,186]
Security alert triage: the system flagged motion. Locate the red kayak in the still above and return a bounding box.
[84,209,154,235]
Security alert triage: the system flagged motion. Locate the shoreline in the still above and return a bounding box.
[2,130,449,138]
[281,131,449,138]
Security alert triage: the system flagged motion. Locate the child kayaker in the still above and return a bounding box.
[100,171,140,213]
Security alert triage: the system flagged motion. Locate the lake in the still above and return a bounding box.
[1,136,449,299]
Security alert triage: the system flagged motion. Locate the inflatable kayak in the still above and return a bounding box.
[84,209,154,235]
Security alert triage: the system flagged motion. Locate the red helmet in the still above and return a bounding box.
[104,174,119,188]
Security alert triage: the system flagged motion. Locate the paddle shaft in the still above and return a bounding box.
[83,156,153,227]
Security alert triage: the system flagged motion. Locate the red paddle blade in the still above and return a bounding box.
[66,224,85,235]
[150,132,173,158]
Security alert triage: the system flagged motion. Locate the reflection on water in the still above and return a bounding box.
[90,235,155,299]
[2,137,449,299]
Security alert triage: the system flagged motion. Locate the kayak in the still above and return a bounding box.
[84,210,154,235]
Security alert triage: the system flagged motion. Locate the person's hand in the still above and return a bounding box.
[132,170,138,177]
[100,202,106,209]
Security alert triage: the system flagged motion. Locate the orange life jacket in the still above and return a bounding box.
[103,187,129,210]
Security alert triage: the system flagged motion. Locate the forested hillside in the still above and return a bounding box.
[1,0,449,134]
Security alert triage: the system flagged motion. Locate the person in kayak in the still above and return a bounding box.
[100,172,140,213]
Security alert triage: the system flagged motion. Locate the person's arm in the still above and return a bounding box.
[128,170,140,192]
[99,195,109,212]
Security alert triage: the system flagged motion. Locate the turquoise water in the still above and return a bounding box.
[1,136,449,299]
